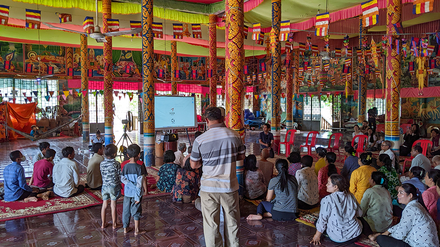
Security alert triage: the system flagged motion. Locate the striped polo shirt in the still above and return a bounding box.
[191,123,245,193]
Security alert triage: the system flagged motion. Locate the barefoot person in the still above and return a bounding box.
[4,151,52,202]
[100,144,122,229]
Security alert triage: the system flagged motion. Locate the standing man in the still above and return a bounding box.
[191,107,245,247]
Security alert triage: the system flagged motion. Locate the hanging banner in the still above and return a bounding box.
[0,5,9,25]
[25,9,41,29]
[252,23,261,40]
[315,12,329,37]
[58,13,72,23]
[362,0,379,27]
[130,21,142,37]
[83,16,94,34]
[173,23,183,39]
[413,0,434,14]
[152,22,163,38]
[107,19,120,32]
[192,24,202,38]
[279,20,290,41]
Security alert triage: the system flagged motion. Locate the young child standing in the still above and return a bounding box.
[100,144,122,229]
[121,144,146,235]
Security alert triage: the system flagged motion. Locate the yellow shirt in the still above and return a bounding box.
[349,165,377,204]
[314,158,326,176]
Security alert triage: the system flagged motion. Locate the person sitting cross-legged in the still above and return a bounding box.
[86,143,104,190]
[243,154,267,200]
[409,145,431,174]
[296,155,320,210]
[157,150,179,193]
[257,148,274,184]
[172,158,201,203]
[53,147,84,198]
[29,148,56,189]
[32,142,51,165]
[318,152,340,199]
[4,150,53,202]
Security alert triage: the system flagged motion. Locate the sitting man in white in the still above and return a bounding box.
[174,142,186,167]
[410,145,431,173]
[379,141,395,165]
[53,147,84,197]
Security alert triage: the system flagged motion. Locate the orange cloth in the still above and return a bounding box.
[7,103,37,140]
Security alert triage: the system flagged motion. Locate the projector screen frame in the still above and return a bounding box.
[154,95,198,130]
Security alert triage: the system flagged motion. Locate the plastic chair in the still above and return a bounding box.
[403,139,432,172]
[351,135,368,157]
[327,133,343,156]
[300,131,320,155]
[280,129,297,157]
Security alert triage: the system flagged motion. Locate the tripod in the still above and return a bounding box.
[116,124,132,149]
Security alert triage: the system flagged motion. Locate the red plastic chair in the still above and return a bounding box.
[351,135,368,157]
[403,139,432,172]
[327,133,343,156]
[280,129,297,157]
[300,131,320,155]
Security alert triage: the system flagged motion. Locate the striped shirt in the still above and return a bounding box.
[191,123,245,193]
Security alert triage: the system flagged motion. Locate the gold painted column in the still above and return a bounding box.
[171,41,178,95]
[358,19,367,123]
[285,46,293,130]
[142,0,155,166]
[66,47,73,77]
[103,0,113,145]
[385,0,401,151]
[80,34,89,143]
[345,47,354,96]
[271,0,281,144]
[209,14,217,107]
[293,48,299,95]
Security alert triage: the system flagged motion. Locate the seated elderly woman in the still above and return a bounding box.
[369,183,439,247]
[157,150,179,193]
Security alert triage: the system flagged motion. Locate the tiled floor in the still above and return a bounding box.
[0,129,361,246]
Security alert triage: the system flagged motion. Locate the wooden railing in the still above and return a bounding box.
[321,117,332,131]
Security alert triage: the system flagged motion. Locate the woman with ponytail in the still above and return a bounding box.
[403,166,427,194]
[310,174,363,245]
[247,159,299,221]
[359,172,393,235]
[369,183,439,247]
[378,154,400,200]
[341,145,359,182]
[317,152,340,199]
[350,152,377,203]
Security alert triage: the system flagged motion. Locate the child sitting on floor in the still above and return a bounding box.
[157,150,179,193]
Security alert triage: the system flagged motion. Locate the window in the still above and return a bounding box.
[367,98,385,115]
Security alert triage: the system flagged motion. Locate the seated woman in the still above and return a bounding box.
[318,152,340,199]
[314,147,327,176]
[377,154,400,201]
[157,150,179,193]
[243,155,267,200]
[352,125,362,148]
[310,174,362,245]
[399,124,420,156]
[350,152,377,203]
[422,169,440,222]
[366,128,378,151]
[403,166,428,195]
[296,155,320,210]
[246,159,299,221]
[91,129,105,145]
[369,184,439,247]
[341,145,359,183]
[430,128,440,156]
[360,172,393,236]
[172,158,201,203]
[287,151,302,176]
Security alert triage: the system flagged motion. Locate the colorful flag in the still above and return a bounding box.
[427,45,435,56]
[315,12,329,37]
[408,61,415,74]
[244,25,248,39]
[173,23,183,39]
[260,62,266,72]
[285,41,292,51]
[192,24,202,38]
[4,60,10,70]
[299,43,306,55]
[26,9,41,29]
[152,22,163,38]
[175,70,180,79]
[335,48,342,57]
[207,69,212,78]
[244,65,248,75]
[361,0,379,27]
[83,17,94,34]
[192,70,197,79]
[312,45,319,56]
[158,69,164,78]
[256,32,264,45]
[393,22,403,34]
[26,63,33,73]
[125,65,131,73]
[107,19,119,32]
[323,61,330,71]
[67,68,73,77]
[0,5,10,25]
[280,20,290,41]
[429,59,436,69]
[413,0,433,14]
[130,21,142,37]
[411,38,419,57]
[58,13,72,23]
[252,23,261,40]
[88,69,93,77]
[46,66,54,75]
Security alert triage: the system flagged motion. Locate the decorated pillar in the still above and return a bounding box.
[285,46,293,130]
[345,47,354,96]
[271,0,281,143]
[142,0,155,166]
[293,48,300,95]
[385,0,401,151]
[225,0,244,194]
[358,19,367,123]
[103,0,113,145]
[209,14,217,106]
[171,41,178,95]
[66,47,73,77]
[80,34,89,143]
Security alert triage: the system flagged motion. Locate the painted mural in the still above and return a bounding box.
[401,97,440,124]
[178,57,206,80]
[113,50,142,78]
[292,95,303,119]
[154,54,171,80]
[0,42,23,73]
[24,44,65,75]
[58,79,81,118]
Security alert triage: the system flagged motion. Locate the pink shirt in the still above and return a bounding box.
[422,186,439,223]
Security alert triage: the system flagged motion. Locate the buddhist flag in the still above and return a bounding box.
[26,63,33,73]
[362,0,379,27]
[0,5,10,25]
[25,9,41,29]
[335,48,342,57]
[315,12,329,37]
[280,20,290,41]
[252,23,261,40]
[175,70,180,79]
[58,13,72,23]
[173,23,183,39]
[130,21,141,37]
[256,32,264,45]
[153,22,163,38]
[312,45,319,56]
[192,24,202,38]
[413,0,433,14]
[47,66,54,75]
[67,68,73,77]
[88,69,93,77]
[260,62,266,72]
[107,19,119,32]
[244,25,249,39]
[299,43,306,55]
[83,17,94,34]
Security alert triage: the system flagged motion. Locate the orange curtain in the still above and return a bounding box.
[7,102,37,140]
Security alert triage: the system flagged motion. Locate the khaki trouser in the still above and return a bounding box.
[200,190,240,247]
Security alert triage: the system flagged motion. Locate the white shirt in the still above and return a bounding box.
[379,149,395,165]
[174,150,185,167]
[53,158,80,197]
[295,167,319,206]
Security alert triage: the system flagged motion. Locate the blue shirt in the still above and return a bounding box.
[403,177,428,195]
[341,156,360,182]
[30,130,35,137]
[4,162,32,202]
[122,162,144,199]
